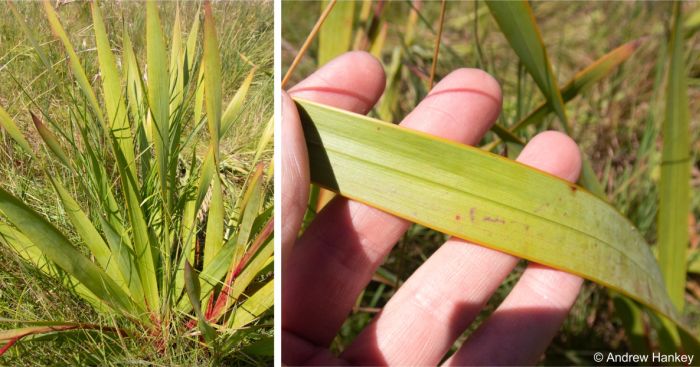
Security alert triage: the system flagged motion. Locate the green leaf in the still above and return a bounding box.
[30,112,70,167]
[253,116,274,166]
[612,294,651,354]
[1,324,79,354]
[147,1,171,205]
[0,223,49,271]
[112,135,160,312]
[377,47,403,122]
[42,0,105,128]
[122,28,147,136]
[0,106,33,156]
[318,0,355,66]
[203,1,222,161]
[212,165,266,315]
[485,0,604,197]
[203,173,225,268]
[228,279,273,329]
[240,336,273,356]
[221,67,256,138]
[0,323,126,356]
[179,218,272,314]
[194,63,206,129]
[8,1,52,73]
[185,8,201,73]
[485,39,642,151]
[658,2,691,312]
[485,1,566,127]
[233,165,265,261]
[169,6,185,115]
[49,178,129,295]
[99,216,145,307]
[688,249,700,275]
[184,261,217,344]
[294,98,698,344]
[0,187,139,316]
[91,2,136,175]
[221,219,273,314]
[0,224,108,312]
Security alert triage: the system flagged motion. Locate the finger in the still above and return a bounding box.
[445,133,583,366]
[446,265,583,366]
[281,92,309,273]
[283,68,502,357]
[341,131,581,366]
[288,51,386,114]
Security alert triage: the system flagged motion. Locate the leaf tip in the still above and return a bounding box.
[29,111,42,130]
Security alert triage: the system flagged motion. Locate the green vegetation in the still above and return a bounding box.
[283,0,699,363]
[0,1,272,365]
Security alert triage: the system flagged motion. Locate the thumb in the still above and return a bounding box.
[281,92,309,273]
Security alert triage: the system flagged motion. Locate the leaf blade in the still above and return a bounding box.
[485,0,605,197]
[658,2,691,312]
[295,98,686,335]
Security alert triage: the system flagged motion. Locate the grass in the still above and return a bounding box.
[283,0,700,363]
[0,1,272,365]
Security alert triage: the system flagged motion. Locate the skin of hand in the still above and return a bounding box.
[282,51,584,366]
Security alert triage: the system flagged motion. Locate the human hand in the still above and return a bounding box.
[282,51,584,366]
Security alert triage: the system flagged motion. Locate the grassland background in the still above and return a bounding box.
[0,2,272,365]
[283,1,699,364]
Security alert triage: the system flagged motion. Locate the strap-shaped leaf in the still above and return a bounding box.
[203,173,224,268]
[485,0,604,197]
[221,67,257,138]
[228,278,273,329]
[0,224,109,313]
[0,106,33,155]
[30,112,70,168]
[49,178,128,294]
[203,1,222,161]
[318,0,354,66]
[184,261,216,344]
[295,98,692,337]
[42,0,105,128]
[485,39,642,151]
[0,187,139,315]
[658,1,691,312]
[90,2,136,175]
[146,1,171,205]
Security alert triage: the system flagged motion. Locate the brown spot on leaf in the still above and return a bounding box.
[483,216,506,224]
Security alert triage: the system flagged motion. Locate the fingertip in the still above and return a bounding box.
[431,68,502,107]
[402,68,502,145]
[517,131,582,182]
[340,51,386,87]
[289,51,385,114]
